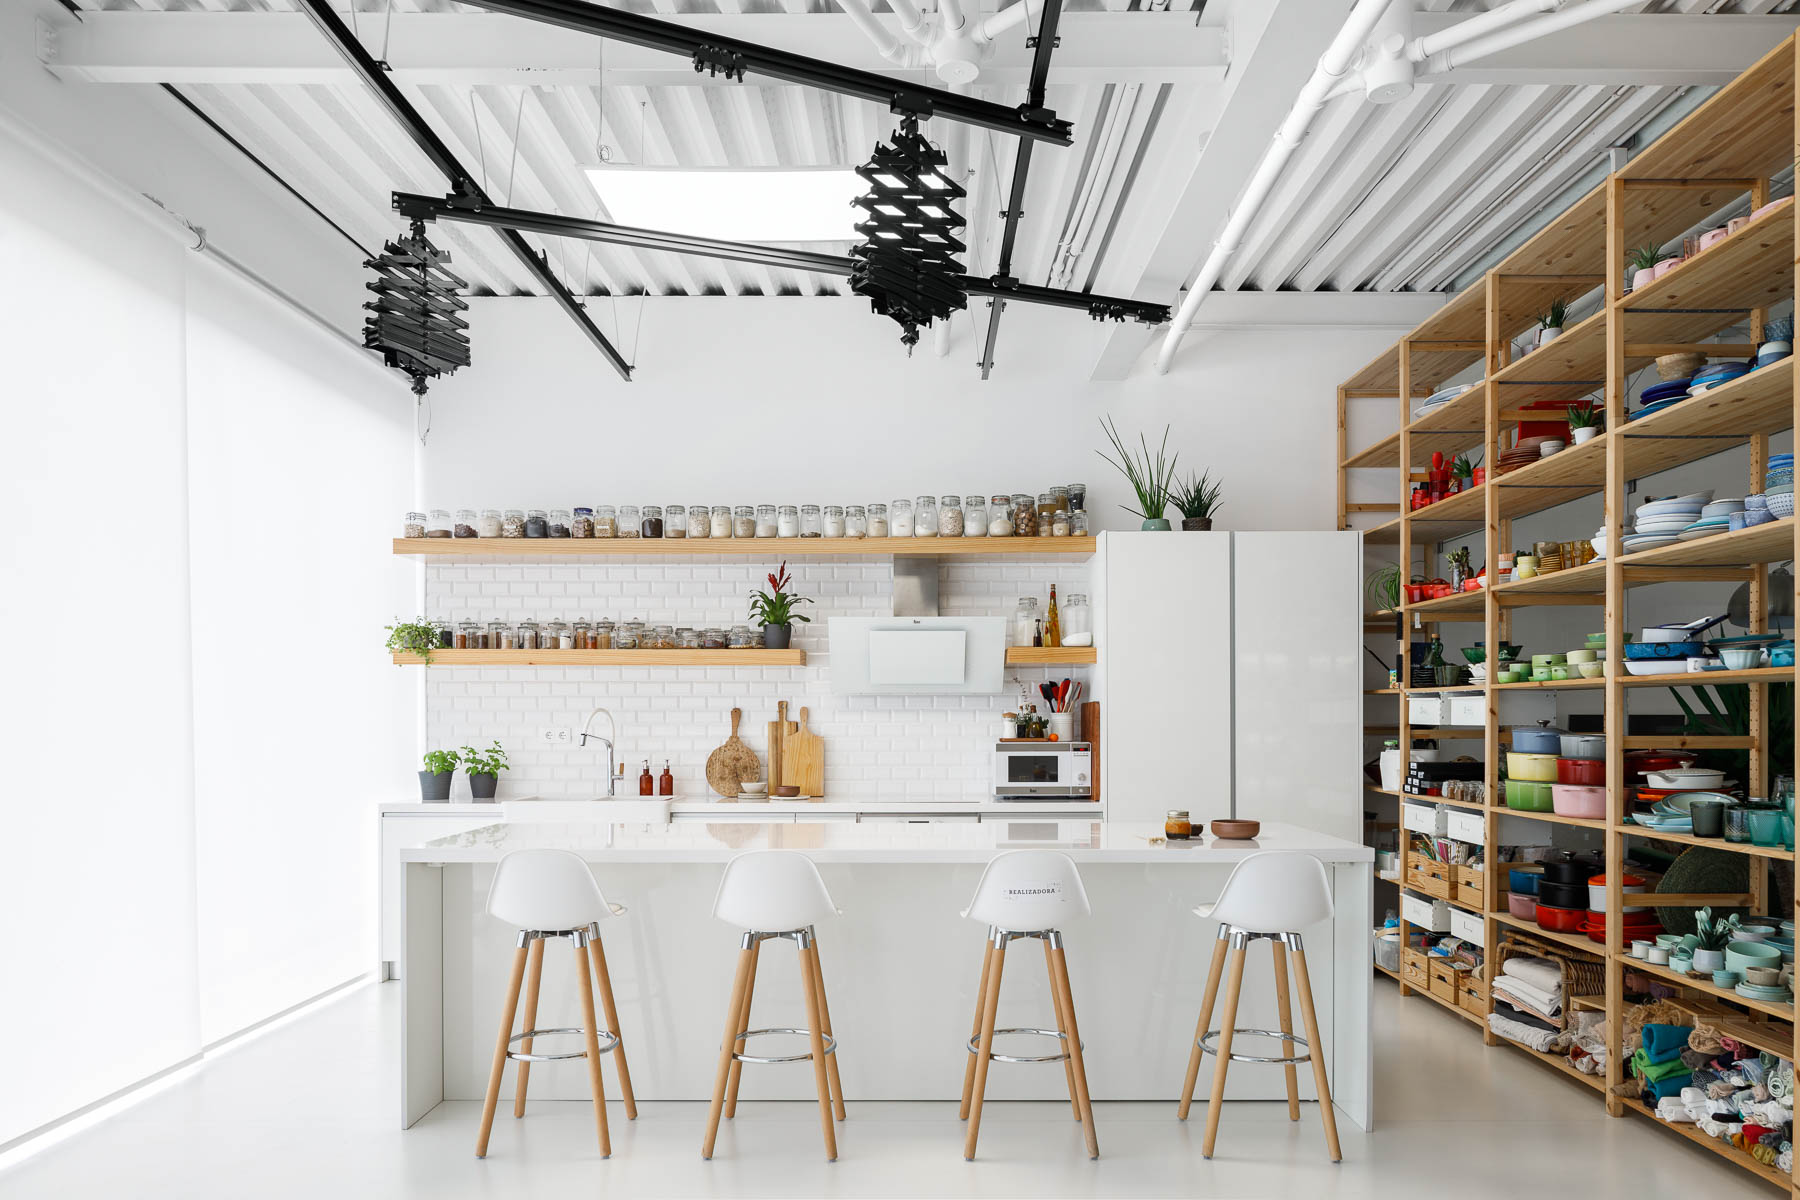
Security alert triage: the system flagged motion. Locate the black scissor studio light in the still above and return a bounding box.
[363,223,472,396]
[851,117,968,352]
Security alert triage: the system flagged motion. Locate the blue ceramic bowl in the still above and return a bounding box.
[1509,867,1543,896]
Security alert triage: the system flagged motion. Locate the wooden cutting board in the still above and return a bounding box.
[767,700,791,793]
[781,706,825,797]
[705,707,761,798]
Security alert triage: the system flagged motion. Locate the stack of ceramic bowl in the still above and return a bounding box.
[1634,376,1692,420]
[1679,497,1744,541]
[1711,633,1779,670]
[1687,360,1751,396]
[1498,437,1551,475]
[1767,455,1794,519]
[1623,492,1711,554]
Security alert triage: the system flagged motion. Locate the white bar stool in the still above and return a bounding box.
[959,850,1098,1161]
[476,848,636,1159]
[702,850,846,1162]
[1176,851,1340,1162]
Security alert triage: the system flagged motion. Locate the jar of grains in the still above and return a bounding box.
[650,624,676,650]
[571,507,594,538]
[492,620,517,651]
[427,509,454,538]
[592,620,615,649]
[1035,492,1058,527]
[1011,493,1037,537]
[938,495,963,537]
[1052,509,1071,537]
[688,504,711,538]
[800,505,823,537]
[572,619,592,649]
[988,495,1014,536]
[454,619,477,649]
[913,495,938,536]
[454,509,478,538]
[728,625,755,648]
[823,505,846,538]
[963,495,986,537]
[549,620,573,649]
[1070,509,1088,535]
[702,627,728,649]
[404,511,427,538]
[613,621,641,650]
[517,621,539,650]
[617,505,641,538]
[525,509,549,537]
[867,502,889,537]
[778,505,800,537]
[478,508,503,537]
[734,505,757,538]
[548,509,571,537]
[756,505,779,537]
[663,505,687,539]
[845,505,867,538]
[676,627,700,649]
[711,506,733,538]
[594,505,618,537]
[640,505,664,538]
[1049,485,1070,515]
[890,498,915,536]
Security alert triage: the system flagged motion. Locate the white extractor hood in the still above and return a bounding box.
[827,617,1008,695]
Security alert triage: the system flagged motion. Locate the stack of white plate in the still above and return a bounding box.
[1679,497,1745,541]
[1624,492,1712,553]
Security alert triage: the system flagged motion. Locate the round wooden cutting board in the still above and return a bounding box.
[705,707,761,797]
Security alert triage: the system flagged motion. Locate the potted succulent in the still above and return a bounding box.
[1689,906,1741,974]
[1170,469,1222,531]
[1535,298,1568,348]
[749,561,811,650]
[460,740,509,802]
[1098,416,1180,530]
[1626,242,1671,293]
[1450,454,1476,493]
[1567,402,1602,445]
[419,748,460,803]
[385,616,441,664]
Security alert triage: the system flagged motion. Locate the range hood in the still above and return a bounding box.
[827,617,1007,695]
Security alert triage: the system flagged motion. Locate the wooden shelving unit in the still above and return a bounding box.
[394,535,1097,559]
[1341,35,1798,1194]
[392,649,808,666]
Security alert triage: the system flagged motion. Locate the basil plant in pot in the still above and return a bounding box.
[1689,905,1741,974]
[1098,416,1180,530]
[419,748,460,803]
[749,561,811,650]
[460,740,509,802]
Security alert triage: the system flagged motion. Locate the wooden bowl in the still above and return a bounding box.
[773,784,801,798]
[1209,819,1261,840]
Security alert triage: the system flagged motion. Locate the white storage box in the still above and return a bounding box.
[1402,893,1452,933]
[1447,692,1487,727]
[1445,809,1485,844]
[1448,908,1486,947]
[1408,695,1452,725]
[1402,801,1447,837]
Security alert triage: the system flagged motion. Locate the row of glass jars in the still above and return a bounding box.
[445,620,765,650]
[406,489,1089,541]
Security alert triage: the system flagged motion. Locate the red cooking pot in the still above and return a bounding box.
[1557,757,1606,786]
[1536,904,1584,933]
[1625,750,1698,781]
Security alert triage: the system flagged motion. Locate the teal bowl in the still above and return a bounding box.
[1725,941,1783,973]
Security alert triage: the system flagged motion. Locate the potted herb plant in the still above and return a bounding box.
[1535,298,1568,348]
[1450,454,1475,493]
[1626,242,1671,293]
[1170,469,1222,531]
[1567,402,1602,445]
[460,740,509,802]
[1689,906,1741,974]
[1366,564,1401,614]
[420,748,459,803]
[1098,416,1180,530]
[386,616,442,664]
[749,561,811,650]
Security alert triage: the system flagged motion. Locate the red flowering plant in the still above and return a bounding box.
[749,561,812,628]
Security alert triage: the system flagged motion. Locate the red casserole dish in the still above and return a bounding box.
[1536,903,1584,932]
[1557,757,1606,786]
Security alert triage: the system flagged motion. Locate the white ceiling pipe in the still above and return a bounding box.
[834,0,926,65]
[976,0,1041,45]
[939,0,969,35]
[1051,84,1139,290]
[887,0,933,44]
[1153,0,1400,375]
[1406,0,1560,62]
[1419,0,1644,74]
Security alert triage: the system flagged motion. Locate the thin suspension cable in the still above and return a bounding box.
[505,90,526,208]
[380,0,395,62]
[469,93,489,194]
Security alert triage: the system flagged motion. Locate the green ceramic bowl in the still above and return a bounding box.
[1726,941,1782,973]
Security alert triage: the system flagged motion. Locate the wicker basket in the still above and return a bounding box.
[1655,351,1705,381]
[1494,931,1605,1030]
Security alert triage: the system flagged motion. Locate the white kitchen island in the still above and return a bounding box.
[398,818,1373,1131]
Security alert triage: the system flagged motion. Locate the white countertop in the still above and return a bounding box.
[404,819,1373,865]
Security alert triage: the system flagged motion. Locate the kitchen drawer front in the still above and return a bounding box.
[1458,973,1490,1017]
[1448,908,1485,947]
[1454,865,1485,910]
[1403,852,1450,900]
[1444,809,1485,843]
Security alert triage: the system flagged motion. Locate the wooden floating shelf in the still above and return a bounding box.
[1621,1097,1793,1189]
[394,536,1097,558]
[1360,515,1403,545]
[1620,824,1795,862]
[1620,197,1794,316]
[392,649,807,666]
[1004,647,1097,666]
[1341,430,1400,469]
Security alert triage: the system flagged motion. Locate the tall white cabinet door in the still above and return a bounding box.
[1096,532,1234,823]
[1233,532,1361,842]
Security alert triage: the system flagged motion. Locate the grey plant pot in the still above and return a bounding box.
[1140,518,1172,531]
[469,772,499,801]
[419,769,454,803]
[1691,948,1725,973]
[762,623,792,650]
[1181,517,1213,531]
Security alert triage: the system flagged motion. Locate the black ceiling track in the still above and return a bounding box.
[297,0,632,381]
[450,0,1071,146]
[392,191,1168,326]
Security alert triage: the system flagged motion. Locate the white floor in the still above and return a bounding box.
[0,976,1760,1199]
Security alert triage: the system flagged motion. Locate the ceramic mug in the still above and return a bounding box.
[1630,939,1650,959]
[1647,946,1670,965]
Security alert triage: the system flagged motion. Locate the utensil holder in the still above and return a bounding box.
[1048,712,1075,742]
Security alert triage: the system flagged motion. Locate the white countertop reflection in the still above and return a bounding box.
[406,819,1373,865]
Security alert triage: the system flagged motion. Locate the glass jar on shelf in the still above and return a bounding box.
[454,509,479,538]
[571,619,592,650]
[1070,509,1088,536]
[663,505,687,539]
[1035,493,1057,536]
[481,620,506,650]
[525,509,549,538]
[613,620,642,650]
[913,494,938,536]
[478,508,504,538]
[1011,493,1037,537]
[454,619,477,649]
[548,508,572,538]
[938,495,963,537]
[517,620,540,650]
[570,507,594,538]
[823,505,846,538]
[963,495,986,537]
[778,504,801,537]
[988,495,1015,536]
[467,623,487,650]
[593,619,615,649]
[1013,596,1040,647]
[734,505,757,538]
[404,511,428,538]
[728,625,755,648]
[676,627,700,649]
[649,624,676,649]
[702,627,728,649]
[1051,508,1072,537]
[866,502,889,537]
[502,509,526,538]
[890,498,915,537]
[756,505,779,537]
[1067,482,1087,512]
[427,509,454,538]
[1061,593,1092,647]
[640,505,665,538]
[688,504,711,538]
[1049,485,1070,514]
[435,620,454,650]
[593,505,618,537]
[547,620,572,650]
[845,505,867,538]
[617,505,641,538]
[711,505,733,539]
[800,504,823,538]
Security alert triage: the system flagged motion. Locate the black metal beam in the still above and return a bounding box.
[980,0,1065,380]
[449,0,1071,147]
[394,191,1167,325]
[297,0,632,381]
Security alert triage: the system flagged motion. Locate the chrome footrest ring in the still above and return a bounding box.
[966,1027,1083,1064]
[507,1026,620,1062]
[729,1027,838,1065]
[1198,1027,1311,1065]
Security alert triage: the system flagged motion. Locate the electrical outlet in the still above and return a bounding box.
[539,726,572,747]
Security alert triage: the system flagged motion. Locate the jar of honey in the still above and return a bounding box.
[1165,809,1193,840]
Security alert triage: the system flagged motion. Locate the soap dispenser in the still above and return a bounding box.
[638,760,654,796]
[658,759,674,796]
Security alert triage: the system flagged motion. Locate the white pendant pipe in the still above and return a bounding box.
[1409,0,1559,62]
[835,0,925,65]
[887,0,932,43]
[938,0,968,35]
[977,0,1040,44]
[1419,0,1640,74]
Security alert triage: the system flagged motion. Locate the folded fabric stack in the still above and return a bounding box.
[1492,955,1563,1026]
[1631,1022,1694,1101]
[1660,1027,1797,1171]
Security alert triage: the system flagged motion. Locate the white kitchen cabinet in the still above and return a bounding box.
[380,807,493,976]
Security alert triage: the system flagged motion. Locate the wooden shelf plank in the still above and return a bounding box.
[1620,1097,1795,1188]
[1342,430,1401,469]
[1617,517,1798,570]
[1360,515,1403,545]
[1619,33,1795,185]
[1407,381,1490,463]
[1622,357,1794,476]
[1488,307,1609,407]
[1620,197,1793,315]
[1492,1036,1608,1094]
[1617,823,1795,862]
[1400,588,1485,619]
[1490,911,1605,957]
[1631,958,1795,1021]
[1492,434,1609,520]
[1495,666,1794,690]
[1492,808,1607,831]
[1004,647,1097,666]
[393,535,1098,558]
[391,649,807,666]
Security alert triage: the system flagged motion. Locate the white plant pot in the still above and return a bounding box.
[1630,267,1657,291]
[1537,325,1563,348]
[1692,948,1725,973]
[1572,426,1599,445]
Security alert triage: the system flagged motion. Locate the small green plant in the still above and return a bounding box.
[1626,242,1672,272]
[386,617,439,664]
[460,740,509,778]
[1169,470,1223,521]
[1366,564,1401,613]
[1538,297,1569,330]
[749,561,813,628]
[422,748,460,776]
[1451,453,1476,481]
[1566,402,1601,430]
[1691,906,1742,952]
[1097,417,1180,522]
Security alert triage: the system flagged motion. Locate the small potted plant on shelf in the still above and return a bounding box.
[1689,906,1741,974]
[385,616,441,664]
[420,748,460,803]
[1169,469,1222,531]
[1626,242,1672,293]
[1450,454,1476,493]
[1097,416,1180,530]
[460,740,509,802]
[1366,564,1401,614]
[749,561,811,650]
[1567,402,1602,445]
[1535,297,1568,349]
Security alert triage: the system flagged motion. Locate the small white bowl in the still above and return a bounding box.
[737,781,768,796]
[1539,440,1567,458]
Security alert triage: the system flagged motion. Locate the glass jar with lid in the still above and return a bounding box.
[800,504,823,538]
[702,627,728,649]
[867,502,889,537]
[491,620,517,651]
[1070,509,1089,536]
[478,508,504,537]
[525,509,549,538]
[552,620,575,649]
[591,619,614,649]
[613,620,642,650]
[1165,810,1193,840]
[1051,507,1072,537]
[1067,482,1087,511]
[1011,494,1037,537]
[734,505,757,538]
[454,619,477,649]
[963,495,986,537]
[570,507,594,538]
[518,620,540,650]
[676,627,700,649]
[617,505,641,538]
[427,509,454,538]
[890,498,915,537]
[913,495,938,536]
[988,495,1015,536]
[755,505,779,537]
[548,508,572,537]
[467,623,487,650]
[501,509,526,537]
[710,505,733,538]
[778,505,801,537]
[572,619,593,650]
[688,504,711,538]
[640,505,664,538]
[1013,596,1040,647]
[844,505,867,538]
[728,624,755,648]
[823,505,846,538]
[649,624,676,650]
[435,620,455,650]
[1035,492,1058,526]
[938,495,963,537]
[405,511,428,538]
[454,509,479,538]
[1049,485,1071,514]
[593,505,618,537]
[663,505,687,539]
[1061,593,1092,646]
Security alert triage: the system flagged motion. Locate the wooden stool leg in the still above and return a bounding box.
[1043,937,1080,1121]
[1288,936,1342,1163]
[1200,937,1249,1160]
[1177,931,1230,1120]
[1049,938,1098,1159]
[962,934,1007,1161]
[475,943,530,1158]
[958,934,994,1120]
[511,937,546,1119]
[796,935,839,1161]
[807,930,848,1121]
[724,938,761,1118]
[587,928,637,1120]
[702,941,757,1159]
[571,936,612,1158]
[1271,937,1300,1121]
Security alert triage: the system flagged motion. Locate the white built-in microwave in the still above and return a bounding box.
[992,741,1093,800]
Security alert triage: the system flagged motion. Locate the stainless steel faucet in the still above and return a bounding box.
[578,707,626,796]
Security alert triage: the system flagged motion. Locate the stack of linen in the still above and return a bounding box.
[1632,1022,1694,1102]
[1491,954,1563,1026]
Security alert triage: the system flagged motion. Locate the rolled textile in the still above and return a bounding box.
[1688,1023,1725,1054]
[1657,1096,1697,1122]
[1641,1023,1693,1064]
[1644,1072,1693,1102]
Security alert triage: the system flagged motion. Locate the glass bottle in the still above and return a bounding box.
[662,505,686,539]
[963,494,986,537]
[547,508,571,538]
[525,509,548,538]
[638,761,654,796]
[1062,593,1092,647]
[710,505,733,539]
[734,505,756,538]
[593,505,618,538]
[427,508,454,538]
[570,507,594,538]
[454,509,478,538]
[866,502,889,537]
[938,495,963,537]
[502,508,526,538]
[755,504,779,537]
[1427,634,1448,678]
[823,505,846,538]
[404,511,427,539]
[1013,597,1039,647]
[617,505,641,538]
[478,508,504,538]
[640,505,664,538]
[913,494,939,536]
[1043,584,1062,648]
[845,505,867,538]
[988,494,1015,536]
[659,760,674,796]
[777,505,801,538]
[890,498,915,537]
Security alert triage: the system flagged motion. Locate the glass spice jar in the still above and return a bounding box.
[1012,493,1037,537]
[711,505,733,539]
[613,620,642,650]
[800,504,823,538]
[663,505,686,539]
[778,505,800,538]
[492,620,517,651]
[988,494,1015,536]
[572,619,592,650]
[454,509,479,538]
[1067,482,1087,512]
[728,625,755,648]
[823,505,846,538]
[454,619,476,649]
[688,504,712,538]
[1051,508,1072,537]
[427,509,454,538]
[617,505,641,538]
[913,494,938,536]
[435,620,454,649]
[963,495,986,537]
[1165,810,1193,840]
[866,502,889,537]
[478,508,503,538]
[640,505,664,538]
[676,627,700,649]
[890,498,915,537]
[1070,509,1088,536]
[938,495,963,537]
[1049,485,1070,514]
[517,620,540,650]
[734,505,757,538]
[592,620,615,650]
[845,505,867,538]
[548,620,573,649]
[593,505,618,537]
[548,508,571,538]
[502,509,526,538]
[756,505,779,537]
[525,509,549,538]
[570,507,594,538]
[702,627,728,649]
[404,511,427,538]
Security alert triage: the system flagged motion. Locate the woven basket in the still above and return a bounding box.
[1655,351,1705,381]
[1494,931,1605,1030]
